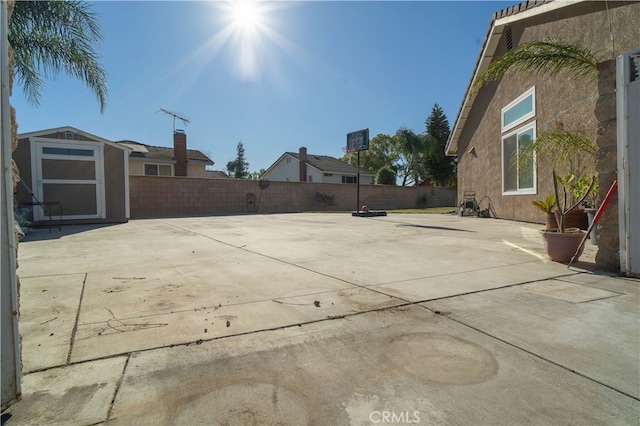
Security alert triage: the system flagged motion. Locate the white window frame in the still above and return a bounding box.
[144,163,173,176]
[501,121,537,195]
[502,86,535,133]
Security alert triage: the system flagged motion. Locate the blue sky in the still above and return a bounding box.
[11,0,515,173]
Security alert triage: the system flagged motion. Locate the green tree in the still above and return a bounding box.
[341,133,398,174]
[375,165,396,185]
[248,168,266,180]
[393,128,436,186]
[226,141,250,179]
[9,0,108,112]
[424,103,456,187]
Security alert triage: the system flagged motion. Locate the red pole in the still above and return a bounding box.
[591,179,618,224]
[568,179,618,267]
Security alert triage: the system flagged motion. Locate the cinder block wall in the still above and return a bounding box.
[129,176,457,218]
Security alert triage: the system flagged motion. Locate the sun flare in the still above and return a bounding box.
[174,1,308,84]
[230,1,261,31]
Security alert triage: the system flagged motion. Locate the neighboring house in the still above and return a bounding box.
[262,147,375,184]
[446,0,640,225]
[205,170,230,179]
[14,126,131,224]
[117,130,213,178]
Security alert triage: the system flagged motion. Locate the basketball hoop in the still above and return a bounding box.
[342,145,359,160]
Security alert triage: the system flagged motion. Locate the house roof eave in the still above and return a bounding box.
[261,153,292,177]
[445,0,587,156]
[188,159,215,166]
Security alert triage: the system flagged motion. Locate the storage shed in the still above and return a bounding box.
[13,126,131,226]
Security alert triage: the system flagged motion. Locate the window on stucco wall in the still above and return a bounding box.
[144,164,172,176]
[501,87,536,195]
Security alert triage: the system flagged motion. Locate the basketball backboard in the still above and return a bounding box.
[346,128,369,152]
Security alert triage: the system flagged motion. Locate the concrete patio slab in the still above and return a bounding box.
[368,260,585,302]
[5,213,637,425]
[18,274,85,372]
[423,275,640,400]
[70,285,400,363]
[4,356,127,425]
[108,305,638,425]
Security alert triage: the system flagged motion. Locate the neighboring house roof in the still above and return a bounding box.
[286,152,375,175]
[205,170,230,179]
[445,0,582,155]
[18,125,132,153]
[117,140,214,165]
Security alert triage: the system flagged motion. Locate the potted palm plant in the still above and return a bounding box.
[532,194,557,230]
[522,125,597,262]
[541,170,596,262]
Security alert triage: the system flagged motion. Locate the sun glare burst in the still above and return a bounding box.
[230,1,261,31]
[166,1,319,91]
[217,0,273,80]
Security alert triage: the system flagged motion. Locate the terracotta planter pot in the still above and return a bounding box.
[540,229,586,263]
[554,209,588,230]
[545,213,558,230]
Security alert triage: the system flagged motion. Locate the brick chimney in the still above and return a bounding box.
[299,147,307,182]
[173,129,188,177]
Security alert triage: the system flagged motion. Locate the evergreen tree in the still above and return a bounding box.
[226,141,250,179]
[424,104,456,187]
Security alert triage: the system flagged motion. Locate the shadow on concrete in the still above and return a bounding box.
[19,223,124,242]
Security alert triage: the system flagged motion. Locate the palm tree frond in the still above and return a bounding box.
[473,39,601,91]
[9,0,108,112]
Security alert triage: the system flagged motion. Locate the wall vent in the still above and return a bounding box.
[505,27,514,51]
[57,130,79,140]
[631,53,640,83]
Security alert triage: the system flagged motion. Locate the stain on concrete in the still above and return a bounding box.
[14,384,107,424]
[337,288,400,312]
[169,382,310,425]
[386,332,498,385]
[104,286,127,293]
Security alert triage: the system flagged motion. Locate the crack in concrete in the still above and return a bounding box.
[66,273,88,365]
[105,353,130,423]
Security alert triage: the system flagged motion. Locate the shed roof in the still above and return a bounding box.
[18,126,132,153]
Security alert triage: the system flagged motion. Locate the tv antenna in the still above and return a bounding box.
[160,108,191,132]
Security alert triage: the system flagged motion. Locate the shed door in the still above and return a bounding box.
[32,139,106,221]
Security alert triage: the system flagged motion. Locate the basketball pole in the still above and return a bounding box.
[356,150,361,212]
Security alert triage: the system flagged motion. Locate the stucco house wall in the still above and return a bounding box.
[263,154,300,182]
[454,1,640,224]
